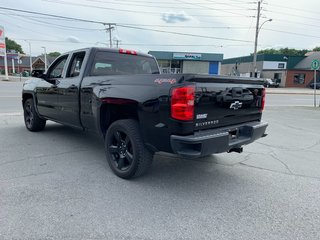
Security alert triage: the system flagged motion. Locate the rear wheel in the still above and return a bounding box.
[23,98,46,132]
[105,119,153,179]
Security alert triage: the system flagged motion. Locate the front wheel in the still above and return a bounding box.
[105,119,154,179]
[23,98,46,132]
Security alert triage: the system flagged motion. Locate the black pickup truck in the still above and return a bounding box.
[22,48,268,179]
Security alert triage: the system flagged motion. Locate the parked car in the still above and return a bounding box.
[22,47,268,179]
[263,78,279,88]
[309,82,320,89]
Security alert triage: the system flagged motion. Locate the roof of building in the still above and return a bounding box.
[0,56,37,67]
[294,52,320,70]
[222,54,305,69]
[0,55,57,68]
[33,56,56,65]
[148,51,223,62]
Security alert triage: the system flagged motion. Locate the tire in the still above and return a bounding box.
[23,98,46,132]
[105,119,154,179]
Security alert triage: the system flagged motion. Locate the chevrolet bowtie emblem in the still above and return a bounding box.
[230,101,243,110]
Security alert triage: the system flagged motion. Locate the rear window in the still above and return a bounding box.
[90,51,160,76]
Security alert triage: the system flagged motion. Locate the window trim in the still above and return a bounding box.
[66,51,86,78]
[47,54,69,79]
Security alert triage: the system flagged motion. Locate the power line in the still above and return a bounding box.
[0,6,253,43]
[268,3,320,16]
[264,28,320,39]
[0,6,112,25]
[0,12,105,31]
[43,0,254,18]
[84,0,250,10]
[266,9,320,22]
[117,23,252,29]
[84,0,254,5]
[270,18,320,30]
[175,0,253,17]
[117,24,253,43]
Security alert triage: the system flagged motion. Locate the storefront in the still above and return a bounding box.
[148,51,223,75]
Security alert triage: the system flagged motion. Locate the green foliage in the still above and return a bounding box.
[48,52,61,58]
[312,46,320,52]
[5,37,25,54]
[257,48,308,56]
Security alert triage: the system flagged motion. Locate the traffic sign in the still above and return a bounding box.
[311,59,320,70]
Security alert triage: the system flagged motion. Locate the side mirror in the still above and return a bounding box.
[41,73,47,79]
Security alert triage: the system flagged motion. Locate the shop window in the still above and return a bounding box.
[157,60,170,68]
[293,73,305,84]
[171,60,181,68]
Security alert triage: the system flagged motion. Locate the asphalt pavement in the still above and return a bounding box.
[0,80,320,240]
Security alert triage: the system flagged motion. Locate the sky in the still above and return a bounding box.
[0,0,320,58]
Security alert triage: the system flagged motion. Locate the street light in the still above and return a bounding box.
[252,17,272,77]
[41,46,47,71]
[24,40,32,75]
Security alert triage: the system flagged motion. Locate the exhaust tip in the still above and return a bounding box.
[228,147,243,153]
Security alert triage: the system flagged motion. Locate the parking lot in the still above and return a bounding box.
[1,80,320,240]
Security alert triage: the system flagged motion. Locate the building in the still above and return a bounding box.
[221,53,320,88]
[0,54,56,75]
[286,52,320,88]
[221,54,305,87]
[149,51,223,75]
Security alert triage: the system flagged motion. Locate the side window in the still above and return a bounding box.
[67,52,86,78]
[90,51,159,76]
[48,55,68,79]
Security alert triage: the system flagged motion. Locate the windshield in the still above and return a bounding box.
[90,51,160,76]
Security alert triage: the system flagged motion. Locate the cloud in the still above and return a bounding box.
[66,36,80,43]
[162,11,193,24]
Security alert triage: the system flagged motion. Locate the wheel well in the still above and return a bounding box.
[22,93,33,105]
[100,103,139,137]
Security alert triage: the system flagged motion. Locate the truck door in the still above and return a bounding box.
[56,51,86,127]
[36,55,68,120]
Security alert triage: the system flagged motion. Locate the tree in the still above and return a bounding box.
[48,52,61,58]
[5,37,24,54]
[312,47,320,52]
[257,48,308,56]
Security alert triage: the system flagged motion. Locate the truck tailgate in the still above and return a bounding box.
[189,76,265,131]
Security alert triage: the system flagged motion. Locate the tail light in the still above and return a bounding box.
[171,85,195,121]
[119,48,137,55]
[260,88,266,112]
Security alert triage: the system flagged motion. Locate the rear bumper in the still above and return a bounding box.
[170,121,268,158]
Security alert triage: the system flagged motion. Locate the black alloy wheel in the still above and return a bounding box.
[23,98,46,132]
[108,130,134,171]
[105,119,154,179]
[24,100,34,129]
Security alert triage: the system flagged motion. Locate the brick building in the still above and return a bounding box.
[221,52,320,88]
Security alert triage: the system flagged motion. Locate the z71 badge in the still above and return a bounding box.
[154,78,177,85]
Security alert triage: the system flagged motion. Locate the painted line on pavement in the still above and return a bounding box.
[0,96,20,98]
[0,112,22,116]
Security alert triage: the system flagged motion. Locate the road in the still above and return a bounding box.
[0,81,320,240]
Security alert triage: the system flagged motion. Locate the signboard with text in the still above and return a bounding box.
[0,25,6,56]
[311,59,320,70]
[173,53,202,60]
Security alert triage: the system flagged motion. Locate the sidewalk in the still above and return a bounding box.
[266,87,320,95]
[0,75,30,82]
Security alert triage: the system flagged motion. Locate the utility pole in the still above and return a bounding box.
[41,46,47,71]
[24,40,32,75]
[252,0,261,78]
[0,25,9,80]
[104,24,115,48]
[114,39,121,48]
